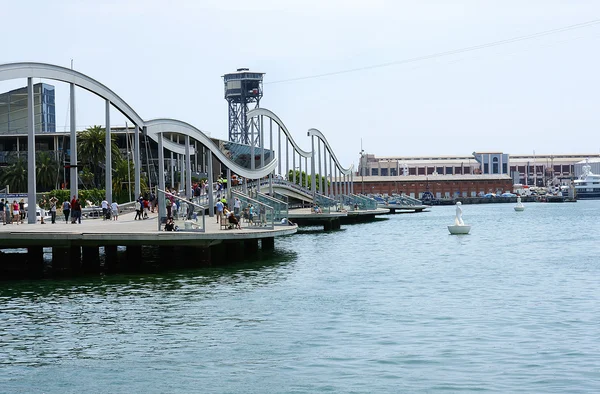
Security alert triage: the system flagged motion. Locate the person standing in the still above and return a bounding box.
[19,199,25,223]
[49,196,58,224]
[38,195,48,224]
[12,200,19,225]
[71,198,82,224]
[62,199,71,223]
[0,199,5,225]
[111,201,119,221]
[215,199,224,223]
[134,199,142,220]
[233,197,241,219]
[101,198,109,220]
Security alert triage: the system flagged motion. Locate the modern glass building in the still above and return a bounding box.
[0,83,56,134]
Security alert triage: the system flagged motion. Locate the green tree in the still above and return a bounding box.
[77,125,121,187]
[0,158,28,193]
[287,169,329,191]
[112,156,147,202]
[36,151,59,191]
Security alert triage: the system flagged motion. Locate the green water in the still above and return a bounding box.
[1,201,599,393]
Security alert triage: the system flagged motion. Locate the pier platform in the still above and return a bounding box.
[0,211,297,279]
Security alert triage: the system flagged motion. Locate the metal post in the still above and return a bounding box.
[269,173,273,195]
[317,139,322,194]
[125,122,132,201]
[250,121,255,170]
[157,133,165,231]
[277,125,281,177]
[292,152,296,185]
[286,140,289,180]
[207,150,214,217]
[170,136,174,189]
[180,154,184,195]
[260,115,265,168]
[185,135,192,198]
[311,135,316,202]
[298,154,302,187]
[134,124,141,197]
[323,149,328,196]
[27,78,37,224]
[105,99,112,204]
[69,83,78,201]
[329,155,333,197]
[227,168,231,201]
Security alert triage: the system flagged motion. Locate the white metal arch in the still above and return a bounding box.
[247,107,311,158]
[145,118,277,179]
[308,128,353,175]
[0,62,145,127]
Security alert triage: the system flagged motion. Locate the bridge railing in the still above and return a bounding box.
[389,193,424,206]
[158,188,206,232]
[231,191,275,229]
[350,194,378,210]
[254,191,288,221]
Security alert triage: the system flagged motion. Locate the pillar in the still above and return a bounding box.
[105,100,112,203]
[157,133,166,230]
[104,245,118,273]
[134,124,141,197]
[27,246,44,278]
[27,78,37,224]
[185,135,192,198]
[69,83,78,203]
[207,150,214,217]
[261,237,274,250]
[82,246,100,273]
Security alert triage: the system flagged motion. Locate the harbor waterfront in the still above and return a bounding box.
[1,201,600,392]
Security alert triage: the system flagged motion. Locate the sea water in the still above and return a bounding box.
[1,201,599,393]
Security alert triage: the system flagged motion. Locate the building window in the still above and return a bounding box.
[484,163,489,173]
[446,167,453,175]
[492,157,499,174]
[371,168,378,176]
[502,163,507,174]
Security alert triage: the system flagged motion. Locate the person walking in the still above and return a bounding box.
[134,199,142,220]
[38,195,48,224]
[101,198,109,220]
[62,199,71,223]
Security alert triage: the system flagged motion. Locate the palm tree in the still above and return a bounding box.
[112,156,147,202]
[77,125,121,187]
[36,151,59,191]
[0,158,28,193]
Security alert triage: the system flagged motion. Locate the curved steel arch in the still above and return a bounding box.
[0,62,145,127]
[247,108,311,158]
[308,128,353,175]
[145,118,277,179]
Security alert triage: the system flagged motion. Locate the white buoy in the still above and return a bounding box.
[448,201,471,234]
[514,195,525,212]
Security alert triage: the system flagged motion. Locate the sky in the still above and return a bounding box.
[3,0,600,169]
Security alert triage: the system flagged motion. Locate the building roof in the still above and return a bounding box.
[356,174,512,182]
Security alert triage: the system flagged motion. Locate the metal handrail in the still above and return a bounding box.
[158,188,206,232]
[231,190,275,229]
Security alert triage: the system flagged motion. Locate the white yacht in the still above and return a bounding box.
[574,160,600,200]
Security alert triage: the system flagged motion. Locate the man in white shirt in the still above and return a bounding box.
[101,199,109,220]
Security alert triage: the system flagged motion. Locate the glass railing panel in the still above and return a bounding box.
[158,188,206,232]
[255,192,288,221]
[231,190,275,229]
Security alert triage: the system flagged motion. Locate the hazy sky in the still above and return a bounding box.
[3,0,600,169]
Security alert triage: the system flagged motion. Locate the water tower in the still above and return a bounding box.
[223,68,265,145]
